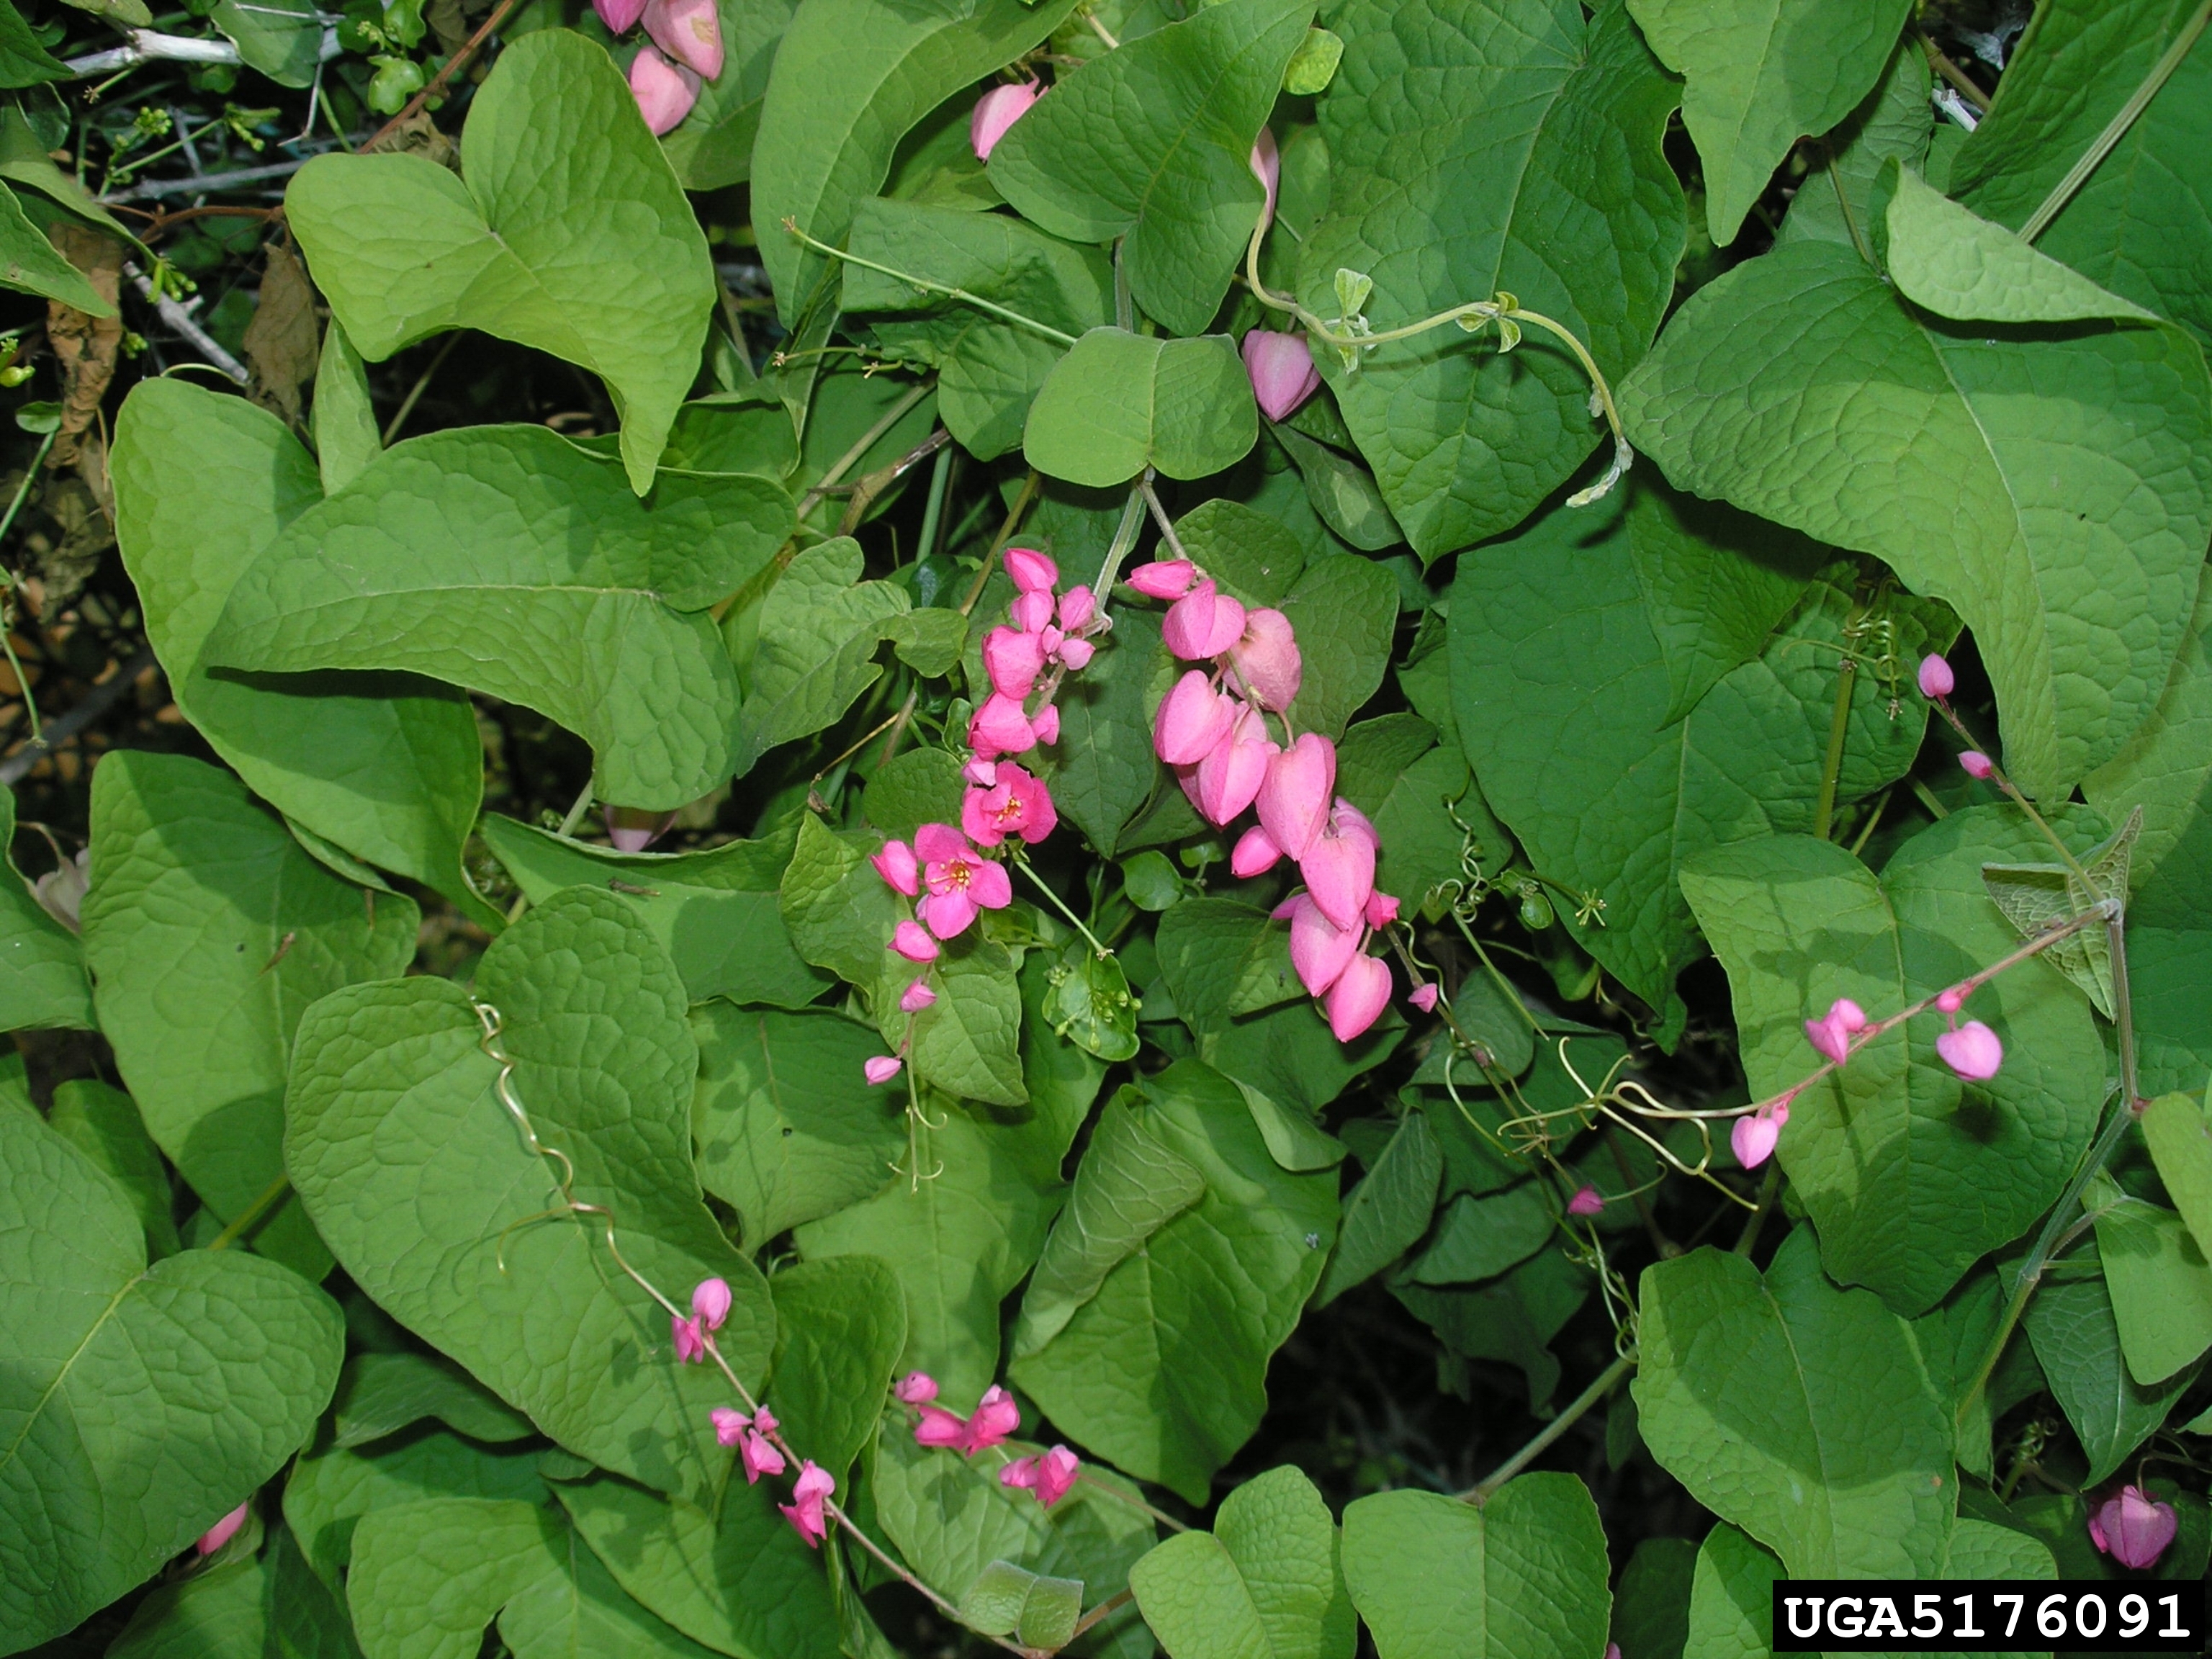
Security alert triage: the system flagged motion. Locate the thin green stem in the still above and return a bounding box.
[914,442,954,568]
[1138,475,1187,562]
[781,219,1078,346]
[382,333,461,446]
[956,469,1043,617]
[1094,477,1150,598]
[1069,1588,1135,1642]
[796,379,935,523]
[1460,1350,1636,1503]
[1812,654,1857,841]
[0,428,58,742]
[1733,1164,1781,1256]
[557,778,595,837]
[1827,143,1874,269]
[207,1172,291,1251]
[2020,0,2212,243]
[1012,850,1110,956]
[1911,777,1951,819]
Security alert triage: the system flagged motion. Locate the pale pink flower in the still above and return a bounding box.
[1917,654,1954,700]
[1325,953,1392,1042]
[1803,998,1865,1066]
[1959,750,1995,780]
[1056,637,1094,672]
[864,1055,904,1085]
[642,0,721,78]
[963,762,1057,848]
[1002,1444,1082,1508]
[752,1405,778,1435]
[984,625,1046,700]
[197,1503,248,1557]
[970,692,1040,759]
[1567,1185,1604,1217]
[1408,982,1439,1013]
[1004,546,1058,593]
[1192,704,1277,825]
[1936,1020,2004,1081]
[914,1405,969,1449]
[891,921,940,963]
[899,980,936,1014]
[742,1427,786,1483]
[1731,1110,1781,1170]
[673,1315,706,1364]
[1300,799,1379,931]
[916,823,1012,938]
[1162,579,1248,661]
[2088,1485,2177,1570]
[711,1406,750,1446]
[781,1461,835,1547]
[1058,586,1096,633]
[1226,608,1301,710]
[871,839,920,897]
[691,1277,731,1331]
[1936,985,1966,1014]
[1126,559,1196,601]
[1010,588,1055,633]
[1251,125,1279,231]
[629,46,700,135]
[1288,893,1360,998]
[964,757,998,787]
[971,81,1038,161]
[1030,704,1061,746]
[603,806,676,852]
[1364,891,1399,929]
[1256,734,1336,860]
[968,1385,1020,1452]
[1243,331,1321,422]
[895,1371,938,1405]
[595,0,645,30]
[1231,824,1282,877]
[1154,670,1236,765]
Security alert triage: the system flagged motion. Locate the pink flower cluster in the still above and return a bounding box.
[711,1401,785,1483]
[1132,558,1399,1042]
[670,1274,730,1365]
[681,1276,836,1547]
[600,0,724,134]
[864,549,1101,1084]
[897,1372,1080,1509]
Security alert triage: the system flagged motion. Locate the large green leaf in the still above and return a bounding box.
[1312,1110,1440,1306]
[691,1003,904,1248]
[1680,1524,1777,1659]
[1390,1246,1589,1411]
[1680,814,2107,1314]
[767,1255,907,1485]
[0,0,68,88]
[0,1102,342,1651]
[82,751,418,1277]
[1338,1474,1610,1659]
[1608,1535,1695,1659]
[329,1353,535,1451]
[1620,236,2212,799]
[1624,0,1912,246]
[1947,0,2212,346]
[284,1429,549,1586]
[284,887,774,1503]
[778,814,904,989]
[1010,1063,1338,1502]
[1276,551,1398,740]
[207,424,786,810]
[1129,1465,1352,1659]
[1632,1228,1954,1577]
[796,1104,1061,1398]
[112,379,490,920]
[1298,0,1683,559]
[885,934,1028,1107]
[750,0,1079,324]
[1449,485,1935,1023]
[47,1079,179,1260]
[211,0,319,87]
[477,814,824,1008]
[0,781,94,1030]
[2026,1255,2203,1484]
[2142,1089,2212,1264]
[988,0,1314,335]
[287,32,714,492]
[1771,36,1930,253]
[734,537,910,775]
[1023,328,1259,487]
[2092,1188,2212,1386]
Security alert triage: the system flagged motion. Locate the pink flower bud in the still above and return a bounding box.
[1803,1000,1863,1066]
[643,0,721,78]
[1567,1184,1604,1217]
[691,1277,732,1331]
[984,625,1046,700]
[1936,1020,2004,1081]
[629,46,700,135]
[2088,1485,2177,1570]
[1731,1111,1781,1170]
[864,1055,904,1085]
[1004,546,1058,593]
[1936,986,1966,1014]
[1227,608,1302,710]
[895,1371,938,1405]
[1364,891,1399,929]
[1917,654,1955,700]
[780,1461,834,1547]
[1288,893,1359,997]
[1830,997,1867,1033]
[1056,636,1095,672]
[967,1385,1020,1451]
[742,1427,785,1483]
[914,1404,968,1449]
[1251,125,1279,233]
[1154,670,1236,765]
[871,838,920,896]
[1058,585,1096,632]
[1162,579,1249,661]
[1000,1455,1038,1491]
[971,81,1039,162]
[970,692,1040,759]
[603,806,676,852]
[1127,559,1196,601]
[1010,588,1054,632]
[711,1406,750,1447]
[1256,734,1336,860]
[1300,799,1378,931]
[963,757,998,787]
[1959,750,1995,780]
[595,0,645,30]
[197,1503,249,1557]
[900,979,937,1014]
[1325,953,1392,1042]
[1194,704,1277,825]
[752,1405,778,1435]
[1033,1444,1080,1508]
[891,922,939,963]
[1408,982,1439,1013]
[1030,704,1060,747]
[1231,824,1282,877]
[673,1314,706,1363]
[1242,331,1321,423]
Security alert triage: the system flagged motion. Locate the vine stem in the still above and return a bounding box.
[1012,849,1110,957]
[783,220,1079,348]
[1810,652,1856,842]
[363,0,524,150]
[206,1170,292,1251]
[1459,1349,1637,1504]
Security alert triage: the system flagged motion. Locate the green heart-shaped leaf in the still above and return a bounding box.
[1023,328,1257,487]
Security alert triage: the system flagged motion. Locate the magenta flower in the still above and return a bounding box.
[1192,704,1277,826]
[968,1385,1020,1451]
[1567,1184,1604,1217]
[711,1406,750,1447]
[984,625,1046,700]
[2088,1485,2177,1570]
[915,823,1012,938]
[1936,1020,2004,1081]
[1243,331,1321,423]
[1917,654,1955,699]
[629,46,700,135]
[965,757,997,787]
[971,81,1038,161]
[1010,588,1054,633]
[899,979,936,1014]
[1256,734,1336,860]
[1001,1444,1082,1508]
[642,0,721,78]
[672,1314,706,1364]
[1058,585,1097,633]
[1226,608,1301,710]
[1803,997,1866,1066]
[1127,559,1196,601]
[1408,981,1439,1013]
[1163,578,1249,661]
[914,1404,970,1449]
[1031,703,1060,746]
[742,1425,786,1483]
[1251,125,1279,231]
[1959,750,1995,780]
[595,0,645,29]
[691,1277,731,1332]
[872,838,920,897]
[1056,636,1095,673]
[781,1461,835,1547]
[1325,953,1392,1042]
[963,761,1058,848]
[863,1055,903,1085]
[1231,824,1283,877]
[1154,670,1236,766]
[970,691,1041,759]
[603,806,675,852]
[1004,546,1058,593]
[1732,1111,1781,1171]
[197,1503,249,1557]
[1300,799,1379,931]
[895,1371,939,1405]
[1364,890,1399,929]
[1287,893,1360,998]
[891,921,940,963]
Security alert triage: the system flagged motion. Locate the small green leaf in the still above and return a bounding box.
[1978,808,2138,1017]
[866,747,967,841]
[1609,1534,1696,1659]
[2025,1260,2202,1485]
[46,1079,177,1259]
[959,1562,1084,1650]
[1681,1525,1778,1659]
[1040,938,1141,1062]
[1313,1110,1440,1306]
[1130,1465,1352,1659]
[0,0,70,87]
[0,183,112,312]
[284,1429,548,1587]
[1282,25,1342,94]
[780,814,904,989]
[894,935,1029,1107]
[331,1352,534,1451]
[1884,164,2160,325]
[737,538,912,773]
[1405,1182,1554,1287]
[1277,552,1397,740]
[1035,606,1168,857]
[2143,1089,2212,1265]
[2090,1190,2212,1387]
[211,0,320,86]
[1023,328,1258,486]
[313,320,380,495]
[885,606,970,676]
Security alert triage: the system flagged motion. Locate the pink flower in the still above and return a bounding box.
[1731,1111,1781,1170]
[742,1427,786,1483]
[964,757,998,787]
[629,46,700,135]
[970,692,1040,759]
[1226,608,1301,710]
[963,762,1057,848]
[1163,579,1249,662]
[1127,559,1196,601]
[197,1503,248,1557]
[1004,546,1058,593]
[1010,588,1054,633]
[781,1461,835,1547]
[595,0,645,30]
[891,921,940,963]
[1917,654,1955,700]
[895,1371,938,1405]
[900,979,936,1014]
[1192,704,1277,825]
[1936,985,1966,1014]
[691,1277,731,1332]
[1055,637,1095,673]
[968,1385,1020,1451]
[1231,824,1282,877]
[1256,734,1336,860]
[1058,586,1096,633]
[2088,1485,2177,1570]
[1408,982,1439,1013]
[1243,330,1321,423]
[871,838,920,897]
[1288,893,1361,997]
[1959,750,1995,780]
[642,0,721,78]
[1300,799,1378,931]
[1030,704,1061,746]
[1002,1445,1082,1508]
[603,806,675,852]
[1936,1020,2004,1081]
[971,81,1038,161]
[673,1315,706,1364]
[864,1055,904,1085]
[1567,1184,1604,1217]
[752,1405,778,1436]
[1364,891,1399,929]
[1803,998,1865,1066]
[914,1405,970,1449]
[1154,670,1236,765]
[711,1406,750,1446]
[916,823,1013,938]
[1251,125,1279,231]
[984,625,1046,700]
[1325,953,1392,1042]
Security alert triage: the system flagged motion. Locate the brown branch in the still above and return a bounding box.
[364,0,525,151]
